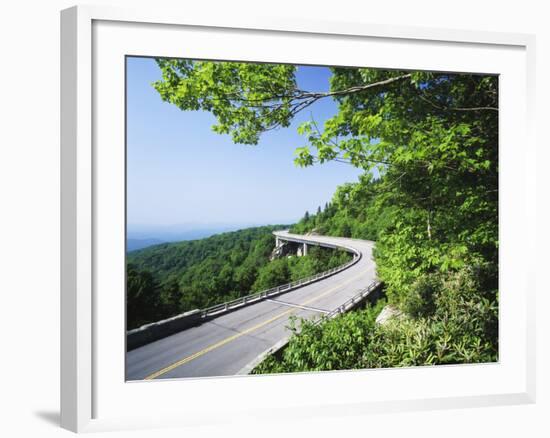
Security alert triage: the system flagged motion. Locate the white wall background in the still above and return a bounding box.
[0,1,547,437]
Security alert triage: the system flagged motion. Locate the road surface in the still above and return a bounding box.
[126,231,376,380]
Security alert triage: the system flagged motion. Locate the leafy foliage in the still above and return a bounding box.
[291,174,395,241]
[252,246,351,291]
[126,264,168,330]
[153,59,297,145]
[254,300,387,373]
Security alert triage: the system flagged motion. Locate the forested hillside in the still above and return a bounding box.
[154,61,499,369]
[255,172,498,372]
[127,226,352,329]
[290,174,393,241]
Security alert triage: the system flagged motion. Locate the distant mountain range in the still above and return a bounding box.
[127,238,166,252]
[126,223,288,252]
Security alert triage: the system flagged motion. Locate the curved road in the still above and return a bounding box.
[126,231,376,380]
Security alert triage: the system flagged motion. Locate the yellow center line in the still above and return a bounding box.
[144,269,366,380]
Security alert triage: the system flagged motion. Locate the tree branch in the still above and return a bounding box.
[298,73,413,100]
[418,92,498,112]
[208,73,413,106]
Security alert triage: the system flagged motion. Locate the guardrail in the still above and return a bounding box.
[201,246,361,318]
[316,279,382,323]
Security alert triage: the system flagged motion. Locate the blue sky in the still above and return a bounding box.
[126,57,362,234]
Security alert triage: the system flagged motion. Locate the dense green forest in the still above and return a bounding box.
[153,60,499,369]
[127,226,352,329]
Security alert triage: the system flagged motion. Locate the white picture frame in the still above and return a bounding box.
[60,4,536,433]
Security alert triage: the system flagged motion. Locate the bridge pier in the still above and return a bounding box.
[297,242,308,256]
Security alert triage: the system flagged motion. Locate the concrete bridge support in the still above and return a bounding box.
[274,235,319,258]
[297,242,308,256]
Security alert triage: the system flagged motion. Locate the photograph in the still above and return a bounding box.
[125,56,499,381]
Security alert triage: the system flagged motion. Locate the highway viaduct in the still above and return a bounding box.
[126,230,378,380]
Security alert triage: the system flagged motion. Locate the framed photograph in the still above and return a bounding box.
[61,5,536,433]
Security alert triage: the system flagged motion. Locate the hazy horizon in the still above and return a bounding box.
[127,220,290,239]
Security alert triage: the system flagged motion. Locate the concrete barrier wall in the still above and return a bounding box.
[127,309,202,351]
